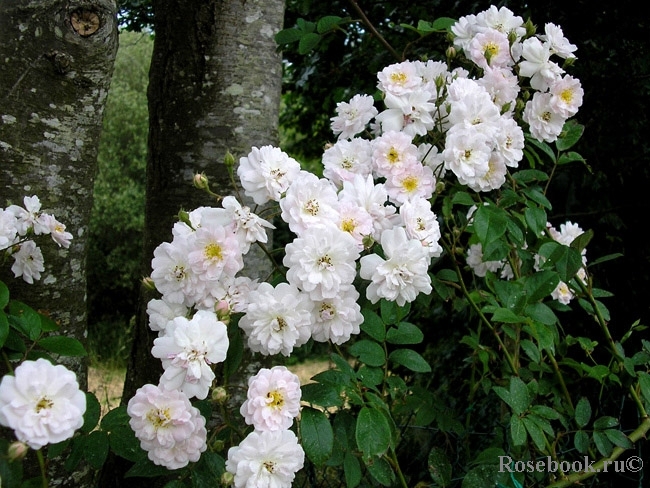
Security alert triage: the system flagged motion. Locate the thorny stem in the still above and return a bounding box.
[547,352,575,414]
[577,278,649,419]
[545,416,650,488]
[347,0,402,62]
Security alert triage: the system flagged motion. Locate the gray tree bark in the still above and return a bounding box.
[123,0,284,401]
[102,0,285,485]
[0,0,118,486]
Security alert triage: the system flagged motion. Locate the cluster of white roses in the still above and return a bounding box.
[126,5,585,483]
[0,195,73,283]
[225,366,304,486]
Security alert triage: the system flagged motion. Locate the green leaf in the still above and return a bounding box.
[8,300,41,340]
[223,322,243,380]
[521,187,552,209]
[510,415,527,446]
[365,455,394,487]
[125,458,172,477]
[604,429,633,449]
[520,339,540,363]
[298,32,321,54]
[592,430,613,457]
[462,465,499,488]
[558,151,586,165]
[523,270,560,303]
[428,446,452,487]
[356,407,391,457]
[301,382,343,408]
[344,451,362,488]
[638,371,650,404]
[525,135,556,163]
[524,206,547,236]
[316,15,343,34]
[191,451,226,487]
[350,339,385,367]
[275,27,303,45]
[300,407,334,465]
[574,430,590,453]
[388,348,431,373]
[525,302,558,325]
[0,311,8,348]
[100,405,130,431]
[108,425,143,462]
[81,392,102,433]
[385,321,423,345]
[556,120,584,151]
[0,280,9,309]
[593,416,618,430]
[473,204,508,246]
[83,430,110,469]
[361,308,385,341]
[574,397,591,428]
[491,308,524,323]
[37,335,87,357]
[522,416,546,450]
[509,377,531,416]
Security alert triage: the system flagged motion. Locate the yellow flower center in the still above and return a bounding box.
[560,89,574,104]
[387,148,400,164]
[341,219,356,233]
[146,407,172,429]
[266,390,285,408]
[401,176,419,193]
[389,71,407,85]
[263,460,277,473]
[304,199,320,216]
[204,242,223,261]
[35,396,53,413]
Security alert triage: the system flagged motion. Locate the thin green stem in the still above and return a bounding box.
[36,449,48,488]
[387,448,409,488]
[442,240,519,375]
[547,352,574,414]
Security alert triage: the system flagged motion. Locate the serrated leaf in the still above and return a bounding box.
[316,15,343,34]
[604,429,633,449]
[301,407,334,465]
[574,430,590,453]
[524,206,547,236]
[8,300,41,340]
[428,446,452,486]
[509,377,530,415]
[275,27,303,44]
[574,397,591,428]
[388,348,431,373]
[522,416,546,450]
[298,32,321,54]
[350,339,385,367]
[84,430,110,469]
[365,455,394,486]
[361,308,385,341]
[81,392,102,433]
[344,451,361,487]
[37,335,87,357]
[0,311,8,348]
[592,430,613,457]
[0,280,9,309]
[125,457,171,477]
[510,415,527,446]
[593,416,618,430]
[462,465,499,488]
[223,323,243,380]
[301,382,343,408]
[356,407,391,457]
[556,121,584,151]
[473,205,508,247]
[386,321,423,344]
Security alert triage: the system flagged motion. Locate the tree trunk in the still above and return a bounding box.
[0,0,118,485]
[102,0,284,485]
[123,0,284,403]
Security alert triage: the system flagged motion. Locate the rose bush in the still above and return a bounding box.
[1,5,649,488]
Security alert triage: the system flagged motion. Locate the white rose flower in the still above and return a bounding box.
[0,358,86,449]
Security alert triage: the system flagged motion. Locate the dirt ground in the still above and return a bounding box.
[88,358,331,415]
